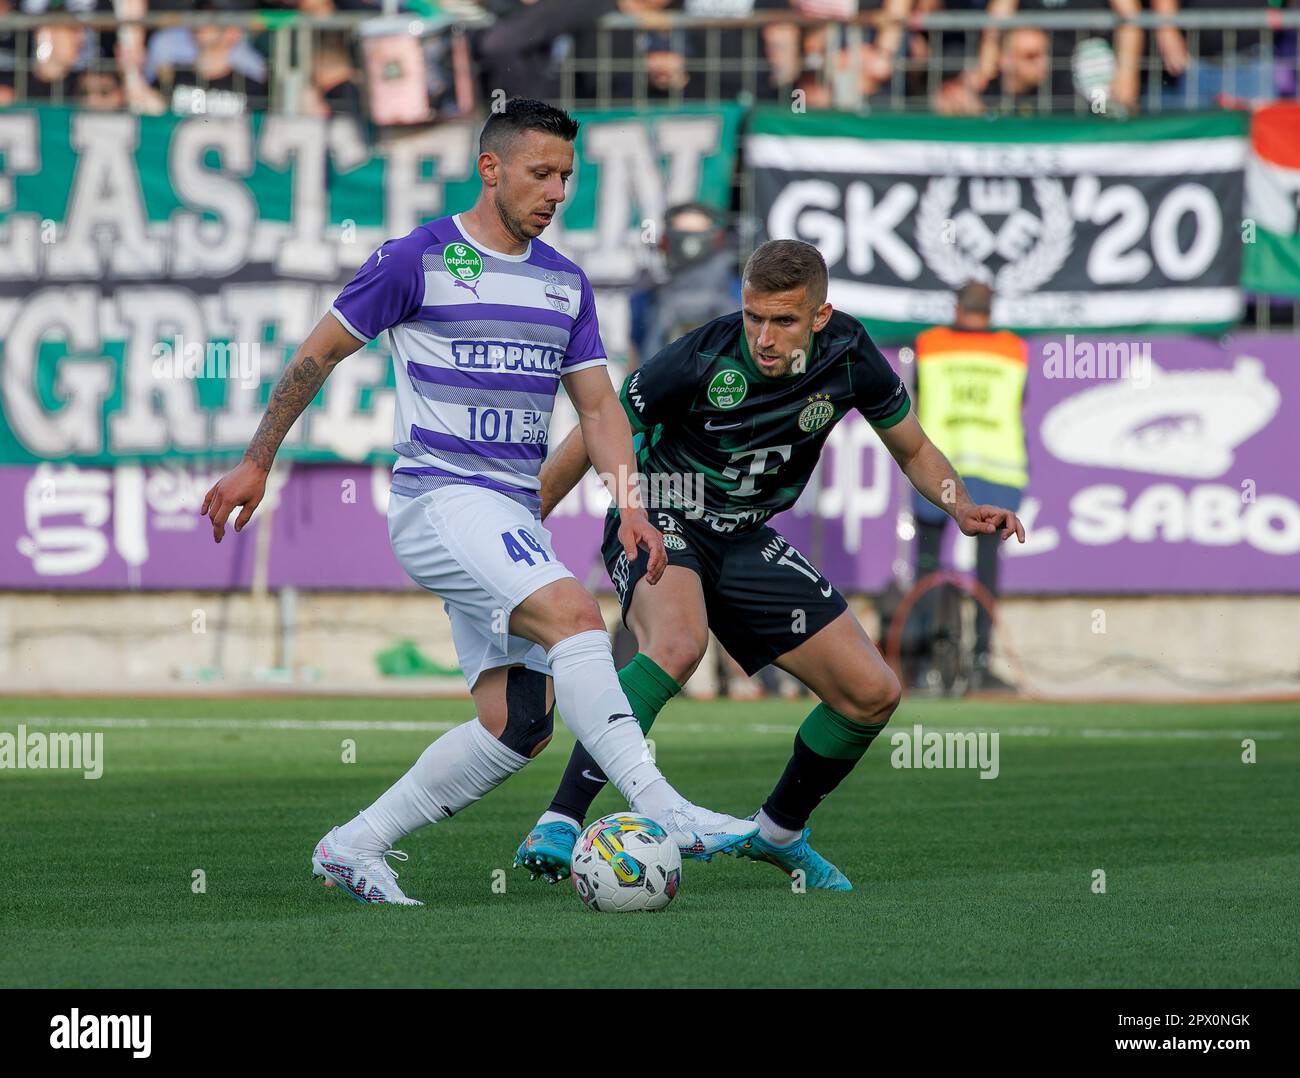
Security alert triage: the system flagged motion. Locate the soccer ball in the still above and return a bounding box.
[570,812,682,913]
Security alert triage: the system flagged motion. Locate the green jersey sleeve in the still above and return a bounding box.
[619,329,705,433]
[852,327,911,429]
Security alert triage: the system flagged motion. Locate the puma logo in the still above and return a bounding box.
[375,247,390,263]
[454,279,481,300]
[607,712,635,724]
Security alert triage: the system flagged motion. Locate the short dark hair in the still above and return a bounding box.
[743,239,828,307]
[479,98,580,158]
[956,280,994,315]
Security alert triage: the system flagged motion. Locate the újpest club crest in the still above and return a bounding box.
[543,274,571,312]
[707,369,748,409]
[444,242,483,281]
[798,394,834,432]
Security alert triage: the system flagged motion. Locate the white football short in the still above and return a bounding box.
[387,483,573,689]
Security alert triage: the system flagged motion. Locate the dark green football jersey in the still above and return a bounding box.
[619,309,911,533]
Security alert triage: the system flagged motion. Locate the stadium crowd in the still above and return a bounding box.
[0,0,1294,120]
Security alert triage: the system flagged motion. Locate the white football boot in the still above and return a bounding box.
[311,827,424,906]
[656,803,760,861]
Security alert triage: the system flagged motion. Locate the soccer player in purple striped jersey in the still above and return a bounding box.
[201,99,757,905]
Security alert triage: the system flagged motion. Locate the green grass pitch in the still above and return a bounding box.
[1,695,1296,988]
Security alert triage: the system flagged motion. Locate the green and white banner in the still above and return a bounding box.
[0,104,744,465]
[1243,102,1300,297]
[747,109,1251,342]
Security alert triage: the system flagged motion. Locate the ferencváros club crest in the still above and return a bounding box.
[914,176,1074,295]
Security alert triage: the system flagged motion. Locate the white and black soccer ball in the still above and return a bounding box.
[570,812,682,913]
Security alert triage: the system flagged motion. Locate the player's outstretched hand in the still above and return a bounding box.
[619,509,667,585]
[201,459,269,544]
[957,504,1026,543]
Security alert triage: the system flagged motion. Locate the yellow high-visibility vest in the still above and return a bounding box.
[915,326,1029,490]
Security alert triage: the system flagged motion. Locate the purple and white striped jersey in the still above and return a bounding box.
[330,214,606,515]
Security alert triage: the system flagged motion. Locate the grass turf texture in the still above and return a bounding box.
[1,696,1296,988]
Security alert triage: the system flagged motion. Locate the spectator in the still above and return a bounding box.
[978,0,1143,113]
[912,1,1002,96]
[15,22,87,104]
[79,69,125,109]
[764,1,917,107]
[571,0,727,103]
[145,0,269,96]
[1149,0,1282,108]
[935,25,1060,114]
[909,281,1028,695]
[150,1,271,116]
[475,0,606,103]
[0,0,13,106]
[683,0,801,102]
[627,201,739,369]
[642,29,694,95]
[305,32,363,117]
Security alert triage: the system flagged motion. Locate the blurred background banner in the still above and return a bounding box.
[0,102,744,466]
[1243,101,1300,295]
[748,108,1251,341]
[5,335,1297,594]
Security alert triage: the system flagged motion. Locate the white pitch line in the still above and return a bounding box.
[673,723,1286,740]
[7,716,1290,740]
[13,716,458,733]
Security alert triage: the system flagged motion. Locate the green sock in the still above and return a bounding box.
[797,702,888,760]
[762,703,890,830]
[617,653,681,735]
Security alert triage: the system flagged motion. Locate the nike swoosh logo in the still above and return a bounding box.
[581,770,606,784]
[820,583,833,597]
[705,420,742,431]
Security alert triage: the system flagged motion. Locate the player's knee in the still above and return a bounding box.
[498,667,554,759]
[646,630,708,685]
[555,591,606,639]
[832,672,902,726]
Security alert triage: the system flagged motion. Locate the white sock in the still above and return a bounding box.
[537,810,581,830]
[756,807,802,847]
[546,630,682,818]
[351,718,529,848]
[334,815,385,853]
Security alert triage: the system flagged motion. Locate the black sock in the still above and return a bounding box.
[761,734,861,831]
[546,654,680,826]
[547,740,610,825]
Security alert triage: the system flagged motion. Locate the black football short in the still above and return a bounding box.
[602,507,848,676]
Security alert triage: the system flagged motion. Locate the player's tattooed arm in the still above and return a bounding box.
[538,425,592,519]
[243,353,327,470]
[201,313,364,543]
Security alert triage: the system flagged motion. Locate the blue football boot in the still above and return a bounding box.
[513,820,580,883]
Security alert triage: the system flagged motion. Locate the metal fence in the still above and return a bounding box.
[1,6,1296,328]
[2,8,1296,114]
[559,9,1300,113]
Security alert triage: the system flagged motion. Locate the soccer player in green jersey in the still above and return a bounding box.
[515,238,1025,889]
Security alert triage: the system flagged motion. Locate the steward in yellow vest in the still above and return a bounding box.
[910,281,1027,694]
[915,327,1028,490]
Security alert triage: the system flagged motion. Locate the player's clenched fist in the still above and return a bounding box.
[201,459,269,544]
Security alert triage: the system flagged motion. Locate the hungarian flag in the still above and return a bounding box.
[1244,103,1300,296]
